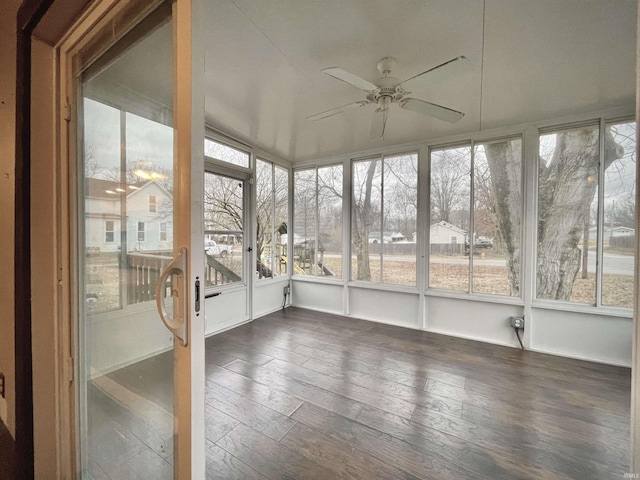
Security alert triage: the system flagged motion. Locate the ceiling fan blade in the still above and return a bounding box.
[306,101,370,121]
[322,67,379,92]
[398,56,472,93]
[400,98,465,123]
[370,108,388,138]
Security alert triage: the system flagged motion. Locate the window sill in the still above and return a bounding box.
[424,289,524,306]
[532,300,633,318]
[255,276,290,287]
[347,281,419,295]
[292,275,344,286]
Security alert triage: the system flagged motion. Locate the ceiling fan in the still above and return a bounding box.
[306,56,472,138]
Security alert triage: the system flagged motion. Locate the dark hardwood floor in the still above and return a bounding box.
[89,307,631,479]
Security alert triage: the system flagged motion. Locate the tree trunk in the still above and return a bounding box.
[485,128,623,301]
[354,160,379,281]
[484,141,522,295]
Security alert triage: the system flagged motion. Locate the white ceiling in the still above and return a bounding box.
[92,0,637,164]
[202,0,636,163]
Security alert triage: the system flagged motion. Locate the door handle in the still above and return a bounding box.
[156,247,188,346]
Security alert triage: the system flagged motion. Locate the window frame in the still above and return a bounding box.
[426,135,524,299]
[255,158,289,280]
[148,194,157,213]
[349,151,419,287]
[137,221,145,242]
[104,220,115,243]
[533,117,636,310]
[292,163,344,282]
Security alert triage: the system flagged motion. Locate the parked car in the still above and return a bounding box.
[474,238,494,249]
[205,240,232,257]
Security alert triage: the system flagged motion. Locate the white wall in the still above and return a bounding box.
[291,282,633,366]
[292,280,343,315]
[531,308,632,366]
[426,296,524,348]
[349,287,421,330]
[254,279,289,318]
[205,288,249,336]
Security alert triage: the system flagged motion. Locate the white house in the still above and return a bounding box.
[429,221,467,245]
[85,178,173,253]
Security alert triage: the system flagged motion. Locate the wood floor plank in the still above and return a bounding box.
[261,357,417,418]
[355,404,569,480]
[205,382,296,441]
[409,402,625,479]
[204,403,240,443]
[205,338,273,366]
[205,441,268,480]
[300,355,462,416]
[206,363,303,416]
[291,401,476,479]
[217,331,312,365]
[224,358,366,420]
[216,424,341,480]
[280,420,423,480]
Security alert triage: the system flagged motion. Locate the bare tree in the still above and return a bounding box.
[484,128,624,300]
[352,159,381,281]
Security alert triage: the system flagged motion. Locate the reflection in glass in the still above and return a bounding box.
[80,17,175,479]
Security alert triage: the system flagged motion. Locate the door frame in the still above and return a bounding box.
[36,0,206,477]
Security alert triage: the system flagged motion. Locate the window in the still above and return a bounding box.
[429,145,471,291]
[160,222,167,242]
[602,120,636,308]
[293,165,343,278]
[105,220,115,243]
[537,124,599,304]
[148,194,157,213]
[137,222,145,242]
[352,153,417,286]
[203,171,244,287]
[204,138,250,168]
[537,121,636,308]
[429,138,522,296]
[256,160,289,279]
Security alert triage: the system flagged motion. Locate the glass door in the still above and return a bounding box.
[203,167,251,329]
[72,1,205,478]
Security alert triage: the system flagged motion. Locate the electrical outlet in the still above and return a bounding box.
[509,316,525,329]
[283,285,290,295]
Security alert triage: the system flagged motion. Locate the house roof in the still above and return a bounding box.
[85,177,171,200]
[430,221,467,235]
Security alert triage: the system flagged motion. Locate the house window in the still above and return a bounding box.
[429,137,522,296]
[351,153,417,286]
[160,222,167,242]
[204,138,250,168]
[137,222,145,242]
[256,159,289,279]
[105,220,115,243]
[293,164,343,278]
[537,120,636,308]
[148,194,157,213]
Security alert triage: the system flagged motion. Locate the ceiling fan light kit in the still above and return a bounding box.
[307,56,472,138]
